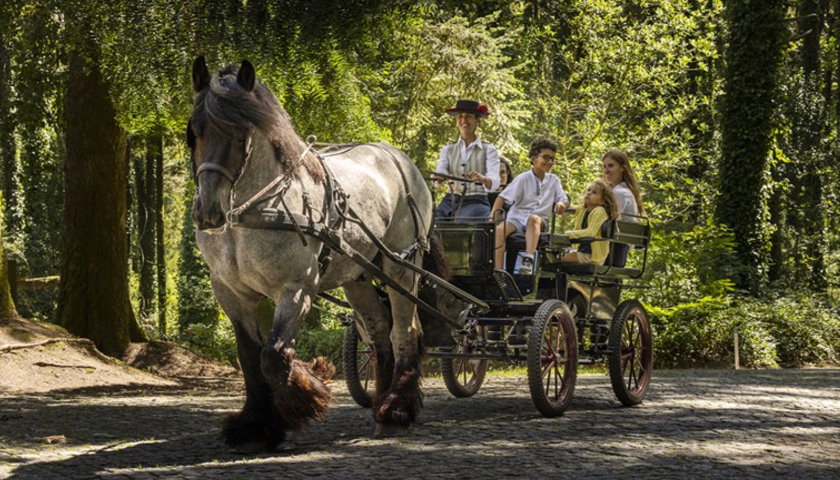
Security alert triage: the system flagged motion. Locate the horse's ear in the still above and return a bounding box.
[237,59,256,92]
[192,56,210,92]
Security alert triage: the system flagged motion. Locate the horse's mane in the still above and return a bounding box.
[192,64,325,182]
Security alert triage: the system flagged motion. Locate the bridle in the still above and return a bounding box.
[191,127,323,235]
[194,133,253,185]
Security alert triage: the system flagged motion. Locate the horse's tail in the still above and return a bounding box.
[422,232,451,281]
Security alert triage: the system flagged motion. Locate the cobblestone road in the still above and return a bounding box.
[1,369,839,479]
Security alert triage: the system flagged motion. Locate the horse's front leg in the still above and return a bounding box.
[260,286,336,432]
[208,279,282,451]
[375,263,424,428]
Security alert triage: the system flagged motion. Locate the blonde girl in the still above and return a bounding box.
[561,179,619,264]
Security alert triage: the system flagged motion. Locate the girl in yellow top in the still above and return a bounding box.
[561,179,619,264]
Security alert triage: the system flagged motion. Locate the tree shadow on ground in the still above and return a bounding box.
[3,370,839,479]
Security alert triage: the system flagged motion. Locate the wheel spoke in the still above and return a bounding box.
[359,347,373,390]
[627,362,639,390]
[541,356,557,378]
[544,316,569,401]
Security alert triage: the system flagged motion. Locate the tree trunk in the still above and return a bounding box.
[0,40,20,236]
[153,132,166,336]
[799,0,828,290]
[716,0,787,293]
[0,221,17,321]
[56,34,140,357]
[138,136,156,317]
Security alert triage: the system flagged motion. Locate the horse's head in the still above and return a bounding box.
[187,56,257,231]
[187,56,326,232]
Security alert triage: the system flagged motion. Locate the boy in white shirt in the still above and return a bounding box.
[489,137,570,274]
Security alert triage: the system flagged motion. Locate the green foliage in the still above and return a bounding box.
[762,293,840,366]
[371,9,526,171]
[640,219,736,306]
[647,296,771,368]
[295,327,344,367]
[176,183,218,333]
[179,318,239,367]
[649,292,840,368]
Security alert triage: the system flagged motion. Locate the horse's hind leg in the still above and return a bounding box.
[343,277,396,397]
[375,262,424,427]
[260,287,335,433]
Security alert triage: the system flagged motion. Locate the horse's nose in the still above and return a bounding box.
[193,200,226,230]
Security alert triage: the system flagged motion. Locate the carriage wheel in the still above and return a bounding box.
[342,323,376,408]
[608,299,653,406]
[527,300,578,417]
[440,334,488,398]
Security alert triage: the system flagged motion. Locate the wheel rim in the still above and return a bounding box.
[620,309,651,394]
[453,356,486,390]
[541,313,573,404]
[453,331,487,390]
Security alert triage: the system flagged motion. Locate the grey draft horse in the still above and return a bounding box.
[188,57,447,451]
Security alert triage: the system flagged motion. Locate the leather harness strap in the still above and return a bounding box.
[225,142,489,321]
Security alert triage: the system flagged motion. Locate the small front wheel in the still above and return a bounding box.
[343,323,376,408]
[527,300,578,417]
[608,299,653,406]
[440,334,488,398]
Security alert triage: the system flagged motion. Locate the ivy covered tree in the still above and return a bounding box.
[716,0,787,293]
[0,212,17,321]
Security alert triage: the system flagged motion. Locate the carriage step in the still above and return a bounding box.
[493,269,523,301]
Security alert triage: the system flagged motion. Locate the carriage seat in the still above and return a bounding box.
[502,218,649,275]
[504,219,616,263]
[558,218,649,278]
[505,232,550,252]
[557,262,642,278]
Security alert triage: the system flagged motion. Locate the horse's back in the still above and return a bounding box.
[321,143,432,221]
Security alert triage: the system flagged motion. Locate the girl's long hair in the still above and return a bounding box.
[585,179,619,219]
[602,150,644,215]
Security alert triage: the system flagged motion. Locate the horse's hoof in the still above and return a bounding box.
[374,423,411,438]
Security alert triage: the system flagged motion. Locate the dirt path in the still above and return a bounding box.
[1,369,839,479]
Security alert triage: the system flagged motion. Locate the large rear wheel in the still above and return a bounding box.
[608,299,653,406]
[527,300,578,417]
[440,333,488,398]
[343,323,376,408]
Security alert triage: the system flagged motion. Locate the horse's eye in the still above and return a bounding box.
[186,123,197,150]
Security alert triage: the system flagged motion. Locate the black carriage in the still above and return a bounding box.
[343,204,653,417]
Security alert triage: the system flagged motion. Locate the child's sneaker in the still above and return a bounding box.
[519,256,534,275]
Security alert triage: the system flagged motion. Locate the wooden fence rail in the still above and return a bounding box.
[7,260,60,306]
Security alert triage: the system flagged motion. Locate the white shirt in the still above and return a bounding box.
[499,170,569,225]
[434,137,501,192]
[613,182,639,221]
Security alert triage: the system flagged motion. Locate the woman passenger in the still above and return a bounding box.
[601,150,644,266]
[601,150,644,220]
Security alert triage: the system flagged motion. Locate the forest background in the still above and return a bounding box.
[0,0,838,370]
